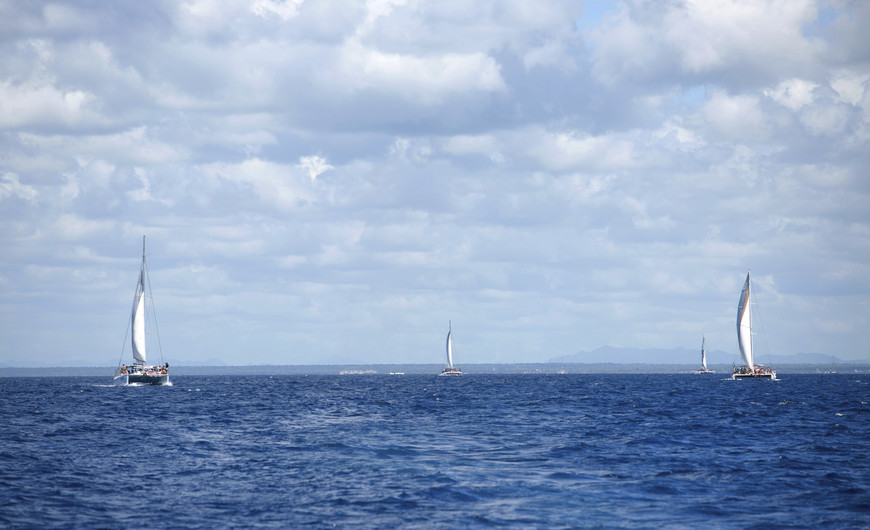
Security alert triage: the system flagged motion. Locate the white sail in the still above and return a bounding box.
[131,269,147,363]
[445,322,454,368]
[701,336,708,370]
[736,271,753,368]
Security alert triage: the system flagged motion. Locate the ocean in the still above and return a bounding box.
[1,373,868,528]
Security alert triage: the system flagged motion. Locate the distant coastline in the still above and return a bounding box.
[2,363,869,377]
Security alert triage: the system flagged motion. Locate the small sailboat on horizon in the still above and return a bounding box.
[695,335,715,374]
[439,321,462,376]
[732,270,776,380]
[113,236,170,386]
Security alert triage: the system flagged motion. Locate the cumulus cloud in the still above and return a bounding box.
[250,0,304,20]
[529,130,638,171]
[703,91,769,141]
[0,80,94,131]
[1,0,868,366]
[589,0,822,87]
[19,127,187,166]
[800,101,851,136]
[0,173,38,202]
[764,79,818,110]
[336,41,506,104]
[830,70,868,106]
[201,157,324,210]
[298,155,333,180]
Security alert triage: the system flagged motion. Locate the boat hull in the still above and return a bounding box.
[732,371,776,380]
[438,368,462,376]
[112,373,170,386]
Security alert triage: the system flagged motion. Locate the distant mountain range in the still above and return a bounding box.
[2,349,862,370]
[550,346,858,365]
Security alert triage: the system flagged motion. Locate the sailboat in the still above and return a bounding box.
[438,321,462,376]
[731,270,775,380]
[695,335,715,373]
[112,236,170,386]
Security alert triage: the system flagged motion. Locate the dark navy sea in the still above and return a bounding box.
[1,374,868,528]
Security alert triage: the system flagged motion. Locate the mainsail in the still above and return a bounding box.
[701,336,707,371]
[445,321,454,368]
[131,238,147,364]
[736,271,753,368]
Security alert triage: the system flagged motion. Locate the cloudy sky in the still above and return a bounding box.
[1,0,868,367]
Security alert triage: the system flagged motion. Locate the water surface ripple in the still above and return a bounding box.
[1,374,868,528]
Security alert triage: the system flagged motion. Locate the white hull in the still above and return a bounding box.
[732,366,776,380]
[112,373,170,386]
[694,369,716,374]
[731,372,775,380]
[438,367,462,376]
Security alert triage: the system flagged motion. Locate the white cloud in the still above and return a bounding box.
[589,0,822,85]
[529,130,638,171]
[764,78,818,110]
[703,91,769,141]
[250,0,304,20]
[336,41,506,104]
[440,134,504,163]
[0,173,38,202]
[557,173,615,203]
[45,214,115,241]
[298,155,333,181]
[202,157,322,209]
[830,70,868,106]
[0,80,94,130]
[522,39,577,72]
[1,0,868,366]
[620,196,674,231]
[800,102,851,136]
[127,168,173,205]
[389,137,433,163]
[664,0,818,72]
[19,127,187,166]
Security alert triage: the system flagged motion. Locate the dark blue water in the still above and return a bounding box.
[1,374,868,528]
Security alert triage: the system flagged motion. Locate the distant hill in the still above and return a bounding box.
[552,346,858,365]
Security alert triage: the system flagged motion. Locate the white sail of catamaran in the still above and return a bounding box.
[732,270,775,380]
[131,263,147,365]
[439,321,461,376]
[737,272,753,369]
[113,236,170,386]
[701,336,707,370]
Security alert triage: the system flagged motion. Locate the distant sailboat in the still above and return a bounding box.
[439,321,462,376]
[113,236,170,386]
[695,335,715,374]
[825,355,838,374]
[732,270,775,380]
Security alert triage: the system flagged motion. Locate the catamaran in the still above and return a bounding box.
[439,321,462,376]
[113,236,170,386]
[732,270,775,380]
[695,335,715,374]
